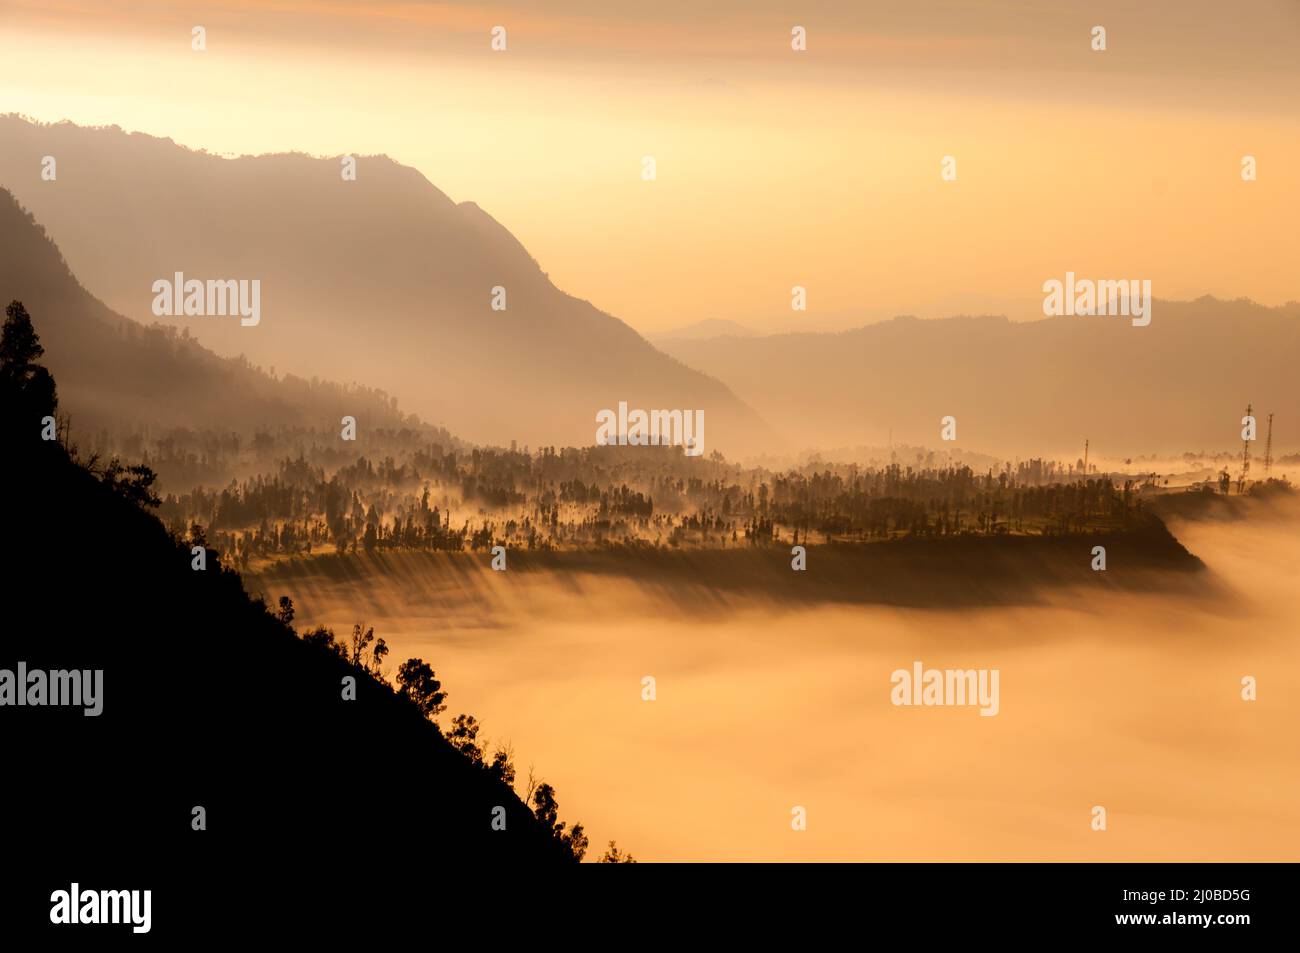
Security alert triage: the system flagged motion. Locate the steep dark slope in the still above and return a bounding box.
[0,115,774,455]
[0,338,573,910]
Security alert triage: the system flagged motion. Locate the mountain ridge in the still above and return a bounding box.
[0,114,776,457]
[657,297,1300,457]
[0,185,427,438]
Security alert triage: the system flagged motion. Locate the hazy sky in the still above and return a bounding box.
[3,0,1298,333]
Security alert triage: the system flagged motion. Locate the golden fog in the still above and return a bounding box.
[248,498,1300,860]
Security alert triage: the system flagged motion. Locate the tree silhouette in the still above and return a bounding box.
[348,623,375,668]
[486,745,516,788]
[1,300,58,442]
[98,458,161,509]
[1,299,43,364]
[301,625,347,659]
[340,623,387,675]
[445,713,484,765]
[597,840,637,863]
[531,782,588,862]
[395,658,447,720]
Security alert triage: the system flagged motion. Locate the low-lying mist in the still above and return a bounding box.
[247,498,1300,860]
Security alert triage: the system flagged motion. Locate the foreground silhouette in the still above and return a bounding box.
[1,302,595,932]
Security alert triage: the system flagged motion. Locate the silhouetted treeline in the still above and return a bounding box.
[144,434,1172,568]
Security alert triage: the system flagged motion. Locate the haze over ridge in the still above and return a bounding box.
[658,301,1300,458]
[0,115,775,456]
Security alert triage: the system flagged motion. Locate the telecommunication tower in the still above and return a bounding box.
[1263,413,1274,477]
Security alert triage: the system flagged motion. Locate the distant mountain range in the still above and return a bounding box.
[657,302,1300,457]
[4,115,1295,462]
[0,115,774,456]
[649,318,755,344]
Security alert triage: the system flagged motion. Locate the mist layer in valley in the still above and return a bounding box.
[244,495,1299,860]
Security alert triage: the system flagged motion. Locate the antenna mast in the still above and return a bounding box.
[1238,402,1253,494]
[1263,413,1274,477]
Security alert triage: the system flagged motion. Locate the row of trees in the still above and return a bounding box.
[156,451,1157,568]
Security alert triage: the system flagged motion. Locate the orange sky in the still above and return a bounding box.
[2,0,1297,333]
